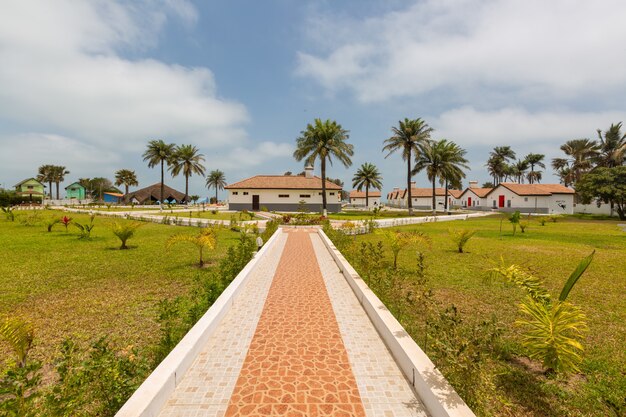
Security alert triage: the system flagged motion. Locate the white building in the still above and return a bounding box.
[225,166,342,212]
[349,190,381,208]
[485,183,575,214]
[458,181,493,209]
[387,183,463,210]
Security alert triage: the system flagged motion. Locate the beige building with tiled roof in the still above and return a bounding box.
[484,183,575,214]
[349,190,381,208]
[225,166,342,212]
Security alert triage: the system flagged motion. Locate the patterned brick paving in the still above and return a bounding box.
[225,229,366,416]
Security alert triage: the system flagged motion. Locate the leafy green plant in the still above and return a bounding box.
[449,228,476,253]
[111,221,142,249]
[1,206,15,222]
[166,228,217,267]
[548,214,561,223]
[1,317,35,368]
[229,214,239,231]
[18,211,42,227]
[490,251,594,373]
[260,205,268,212]
[509,210,521,235]
[211,209,218,215]
[73,214,96,239]
[519,220,529,233]
[380,229,431,269]
[45,217,61,232]
[261,219,279,242]
[539,217,547,226]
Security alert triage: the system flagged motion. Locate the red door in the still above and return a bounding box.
[498,195,505,208]
[467,197,472,207]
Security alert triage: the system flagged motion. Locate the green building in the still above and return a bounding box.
[14,178,45,202]
[65,182,86,200]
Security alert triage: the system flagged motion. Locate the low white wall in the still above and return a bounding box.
[317,229,475,417]
[115,228,283,417]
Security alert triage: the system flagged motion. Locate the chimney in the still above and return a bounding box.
[393,187,400,191]
[469,180,478,188]
[410,181,416,187]
[304,164,314,179]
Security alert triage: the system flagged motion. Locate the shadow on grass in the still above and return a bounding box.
[105,245,139,251]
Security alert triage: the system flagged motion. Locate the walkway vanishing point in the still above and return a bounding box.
[117,228,475,417]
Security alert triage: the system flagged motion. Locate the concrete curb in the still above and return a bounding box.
[115,229,283,417]
[317,229,476,417]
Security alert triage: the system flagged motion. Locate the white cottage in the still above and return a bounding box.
[349,190,381,208]
[485,183,575,214]
[225,166,342,212]
[458,184,493,210]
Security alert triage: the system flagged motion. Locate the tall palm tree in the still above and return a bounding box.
[36,164,55,199]
[414,139,469,213]
[552,138,599,186]
[438,141,469,211]
[486,146,516,185]
[596,122,626,168]
[352,162,383,208]
[524,153,545,184]
[52,166,69,199]
[383,118,433,215]
[169,144,205,203]
[143,139,176,204]
[512,159,529,184]
[294,118,354,216]
[206,170,227,204]
[114,169,139,195]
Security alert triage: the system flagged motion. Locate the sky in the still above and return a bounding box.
[1,0,625,200]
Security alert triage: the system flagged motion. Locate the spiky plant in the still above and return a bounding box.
[379,229,431,269]
[509,211,521,235]
[0,317,35,367]
[448,229,476,253]
[73,215,96,239]
[166,228,217,267]
[45,217,60,232]
[2,206,15,221]
[111,222,142,249]
[490,251,594,373]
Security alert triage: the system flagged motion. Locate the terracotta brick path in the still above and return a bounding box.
[225,230,366,417]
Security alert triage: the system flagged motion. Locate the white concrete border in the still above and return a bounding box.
[115,229,283,417]
[317,229,476,417]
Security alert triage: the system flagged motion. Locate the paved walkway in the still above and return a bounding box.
[158,229,427,416]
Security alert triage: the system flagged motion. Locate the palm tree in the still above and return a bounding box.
[52,165,69,199]
[552,138,599,186]
[36,164,55,199]
[596,122,626,168]
[114,169,139,195]
[169,144,205,203]
[143,140,176,204]
[352,162,383,208]
[383,118,433,215]
[414,140,469,213]
[487,146,516,184]
[438,141,469,211]
[512,159,529,184]
[524,153,546,184]
[206,170,227,204]
[294,118,354,216]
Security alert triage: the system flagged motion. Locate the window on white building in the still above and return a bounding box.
[232,192,238,195]
[243,192,248,195]
[300,194,311,198]
[278,194,289,198]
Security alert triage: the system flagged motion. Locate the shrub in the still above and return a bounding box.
[519,221,529,233]
[548,214,561,223]
[211,209,218,215]
[60,215,72,232]
[379,229,431,269]
[260,205,269,212]
[111,221,141,249]
[45,217,61,232]
[509,211,521,236]
[166,228,217,267]
[449,229,476,253]
[261,219,279,242]
[1,207,15,222]
[73,214,96,239]
[17,211,42,227]
[489,251,594,373]
[229,214,240,231]
[539,217,547,226]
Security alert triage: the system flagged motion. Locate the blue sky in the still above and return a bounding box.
[1,0,625,199]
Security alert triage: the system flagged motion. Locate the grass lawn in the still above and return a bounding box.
[343,215,625,416]
[0,210,241,369]
[179,211,262,221]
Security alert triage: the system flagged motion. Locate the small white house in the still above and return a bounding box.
[349,190,381,208]
[225,166,342,212]
[485,183,575,214]
[458,186,493,210]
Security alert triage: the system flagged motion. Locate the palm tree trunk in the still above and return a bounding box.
[407,151,413,215]
[48,181,53,200]
[365,184,369,209]
[215,186,218,205]
[321,158,327,216]
[184,174,189,203]
[160,160,165,204]
[431,176,436,214]
[444,179,449,212]
[125,184,129,195]
[56,181,60,200]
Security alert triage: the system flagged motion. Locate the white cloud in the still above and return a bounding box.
[0,0,259,187]
[296,0,626,104]
[434,107,625,146]
[213,142,294,171]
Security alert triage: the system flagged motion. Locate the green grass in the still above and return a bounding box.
[179,211,262,221]
[344,215,626,416]
[0,210,241,368]
[325,210,440,220]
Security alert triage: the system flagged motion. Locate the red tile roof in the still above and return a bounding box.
[493,183,575,196]
[349,190,381,198]
[409,188,447,197]
[225,175,342,190]
[448,189,464,198]
[460,187,493,198]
